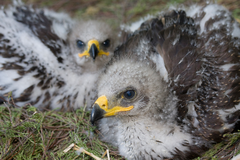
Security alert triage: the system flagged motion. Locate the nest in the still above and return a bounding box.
[0,97,240,159]
[0,97,123,159]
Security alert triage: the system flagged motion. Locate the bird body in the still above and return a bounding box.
[91,4,240,159]
[0,4,117,110]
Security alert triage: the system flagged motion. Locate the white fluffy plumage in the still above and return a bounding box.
[0,4,117,110]
[91,4,240,159]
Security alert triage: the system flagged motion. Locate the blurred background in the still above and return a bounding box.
[0,0,239,31]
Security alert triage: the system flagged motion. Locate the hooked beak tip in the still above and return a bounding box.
[91,103,106,125]
[89,44,99,60]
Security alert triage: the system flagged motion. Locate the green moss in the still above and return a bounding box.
[194,131,240,160]
[232,9,240,21]
[0,104,120,159]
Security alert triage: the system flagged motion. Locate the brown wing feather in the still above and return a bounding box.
[150,9,240,142]
[13,6,66,63]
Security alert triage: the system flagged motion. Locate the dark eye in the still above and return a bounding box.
[76,40,85,48]
[123,90,136,100]
[102,39,110,47]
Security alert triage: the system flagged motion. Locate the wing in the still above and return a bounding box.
[150,8,240,142]
[13,6,72,63]
[0,5,102,110]
[0,6,77,110]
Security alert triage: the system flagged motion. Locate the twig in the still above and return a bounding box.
[81,103,87,118]
[46,131,54,150]
[101,149,110,160]
[63,143,75,153]
[4,102,13,125]
[73,155,80,160]
[49,136,68,150]
[40,124,47,158]
[31,133,36,156]
[107,149,110,160]
[10,94,17,108]
[101,150,107,158]
[73,145,103,160]
[42,125,74,131]
[2,132,34,160]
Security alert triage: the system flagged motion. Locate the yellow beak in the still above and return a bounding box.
[90,95,134,124]
[78,40,109,60]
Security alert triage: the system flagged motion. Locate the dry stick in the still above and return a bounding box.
[74,145,103,160]
[40,123,47,159]
[101,150,107,158]
[45,132,69,139]
[63,143,75,153]
[47,130,63,150]
[107,149,110,160]
[46,131,55,150]
[101,149,110,160]
[72,155,80,160]
[10,94,17,107]
[49,136,68,150]
[31,132,36,156]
